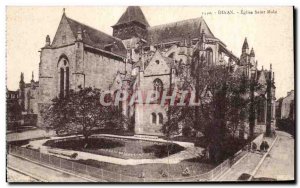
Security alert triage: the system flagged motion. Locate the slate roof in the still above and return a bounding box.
[147,17,215,45]
[66,16,127,57]
[113,6,149,27]
[162,56,175,69]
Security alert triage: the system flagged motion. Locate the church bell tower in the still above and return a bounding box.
[112,6,149,40]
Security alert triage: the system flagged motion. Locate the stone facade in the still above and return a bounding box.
[12,6,276,136]
[280,90,294,120]
[6,72,39,126]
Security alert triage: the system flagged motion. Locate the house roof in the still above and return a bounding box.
[66,16,127,57]
[147,17,215,45]
[112,6,149,27]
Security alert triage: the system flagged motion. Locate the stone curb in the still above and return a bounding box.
[8,154,99,182]
[7,166,48,182]
[214,151,249,181]
[248,135,279,181]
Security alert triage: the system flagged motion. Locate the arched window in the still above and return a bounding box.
[58,55,70,98]
[158,113,163,124]
[151,113,157,124]
[60,68,64,98]
[206,47,213,66]
[153,78,163,93]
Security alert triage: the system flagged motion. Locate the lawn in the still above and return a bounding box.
[43,137,185,159]
[75,158,215,179]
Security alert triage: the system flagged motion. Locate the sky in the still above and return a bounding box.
[6,6,294,98]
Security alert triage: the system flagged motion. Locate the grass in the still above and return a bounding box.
[8,139,30,147]
[43,137,185,159]
[143,144,184,158]
[8,137,51,147]
[44,137,124,150]
[75,158,215,179]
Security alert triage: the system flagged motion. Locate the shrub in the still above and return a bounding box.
[182,167,191,176]
[182,126,192,137]
[260,142,265,151]
[138,171,145,178]
[238,173,251,181]
[70,153,78,159]
[160,169,168,177]
[251,143,257,151]
[276,118,294,136]
[264,141,269,150]
[25,145,33,149]
[260,141,269,151]
[143,143,184,158]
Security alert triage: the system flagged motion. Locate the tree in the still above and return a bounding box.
[42,87,128,144]
[162,63,255,163]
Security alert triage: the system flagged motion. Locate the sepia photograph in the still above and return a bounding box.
[5,6,295,183]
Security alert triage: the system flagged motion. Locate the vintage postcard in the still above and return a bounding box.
[6,6,294,183]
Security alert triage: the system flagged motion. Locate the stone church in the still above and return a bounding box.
[18,6,276,135]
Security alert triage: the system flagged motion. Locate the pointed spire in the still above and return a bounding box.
[31,71,34,82]
[20,72,24,82]
[183,38,188,47]
[76,25,82,41]
[63,8,66,15]
[242,37,249,50]
[201,29,206,43]
[187,32,192,47]
[45,35,51,47]
[250,47,255,57]
[199,29,206,50]
[179,34,184,46]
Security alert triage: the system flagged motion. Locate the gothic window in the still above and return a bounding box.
[257,98,266,123]
[60,68,64,98]
[206,47,213,66]
[27,91,31,112]
[153,78,163,93]
[158,113,163,124]
[151,113,156,124]
[58,55,70,98]
[65,67,69,97]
